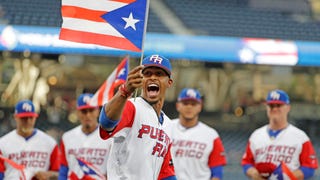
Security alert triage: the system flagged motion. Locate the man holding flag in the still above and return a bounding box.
[99,54,176,179]
[241,90,318,179]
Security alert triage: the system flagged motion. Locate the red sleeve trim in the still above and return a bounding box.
[100,100,136,139]
[241,141,255,166]
[50,145,61,171]
[300,141,318,169]
[59,140,68,167]
[208,137,227,167]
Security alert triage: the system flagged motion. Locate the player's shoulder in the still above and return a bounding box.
[62,125,82,138]
[287,124,309,139]
[198,122,219,135]
[0,130,16,143]
[250,125,268,136]
[36,129,58,144]
[170,118,179,123]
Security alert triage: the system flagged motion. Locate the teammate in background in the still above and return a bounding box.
[169,88,227,180]
[99,54,176,180]
[58,93,110,179]
[0,100,60,180]
[241,89,318,179]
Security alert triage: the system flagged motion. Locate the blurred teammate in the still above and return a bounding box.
[169,88,227,180]
[0,100,60,180]
[241,89,318,179]
[58,93,110,179]
[99,54,176,179]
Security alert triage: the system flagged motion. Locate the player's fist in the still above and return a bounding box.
[125,65,144,93]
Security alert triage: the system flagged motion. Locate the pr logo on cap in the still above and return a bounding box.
[142,54,172,76]
[266,89,290,104]
[149,55,163,64]
[77,93,98,110]
[178,88,202,103]
[15,100,38,118]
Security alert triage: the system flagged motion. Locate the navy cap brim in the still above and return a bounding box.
[142,64,171,76]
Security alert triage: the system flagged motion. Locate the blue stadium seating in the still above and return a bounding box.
[163,0,320,41]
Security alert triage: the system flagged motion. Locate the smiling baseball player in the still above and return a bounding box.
[99,54,176,180]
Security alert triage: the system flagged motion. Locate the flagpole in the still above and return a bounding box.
[134,0,150,99]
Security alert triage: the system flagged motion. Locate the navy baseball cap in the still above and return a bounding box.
[142,54,172,76]
[266,89,290,105]
[178,88,202,103]
[77,93,98,110]
[14,100,38,118]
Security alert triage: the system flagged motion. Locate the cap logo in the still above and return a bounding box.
[149,55,163,64]
[83,95,91,104]
[186,89,197,98]
[270,91,280,100]
[22,103,33,112]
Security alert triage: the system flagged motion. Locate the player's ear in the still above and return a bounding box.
[167,78,173,88]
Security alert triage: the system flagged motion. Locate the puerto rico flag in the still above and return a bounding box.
[60,0,148,52]
[90,56,129,106]
[69,156,106,180]
[268,162,297,180]
[0,155,26,180]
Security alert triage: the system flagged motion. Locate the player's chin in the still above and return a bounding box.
[146,97,159,105]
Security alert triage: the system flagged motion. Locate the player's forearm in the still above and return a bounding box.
[104,91,128,121]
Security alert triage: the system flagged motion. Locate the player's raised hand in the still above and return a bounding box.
[125,65,144,93]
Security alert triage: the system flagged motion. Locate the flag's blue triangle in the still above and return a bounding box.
[102,0,147,50]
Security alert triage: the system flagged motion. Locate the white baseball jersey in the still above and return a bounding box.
[60,125,110,177]
[242,124,318,177]
[99,97,175,180]
[0,129,60,180]
[168,119,227,180]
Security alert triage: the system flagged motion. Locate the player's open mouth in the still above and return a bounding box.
[147,84,159,97]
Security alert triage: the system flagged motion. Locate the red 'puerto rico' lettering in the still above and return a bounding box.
[137,124,170,157]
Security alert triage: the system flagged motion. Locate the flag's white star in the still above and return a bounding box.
[118,68,126,76]
[81,165,90,173]
[122,12,140,30]
[269,173,278,180]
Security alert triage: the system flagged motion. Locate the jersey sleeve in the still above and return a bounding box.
[158,144,176,180]
[299,141,318,169]
[49,145,60,171]
[208,137,227,167]
[0,150,5,178]
[100,101,136,140]
[58,140,69,179]
[241,141,255,166]
[59,140,68,167]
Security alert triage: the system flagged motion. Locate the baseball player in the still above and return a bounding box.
[58,93,110,179]
[168,88,227,180]
[99,54,176,180]
[241,89,318,179]
[0,100,60,180]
